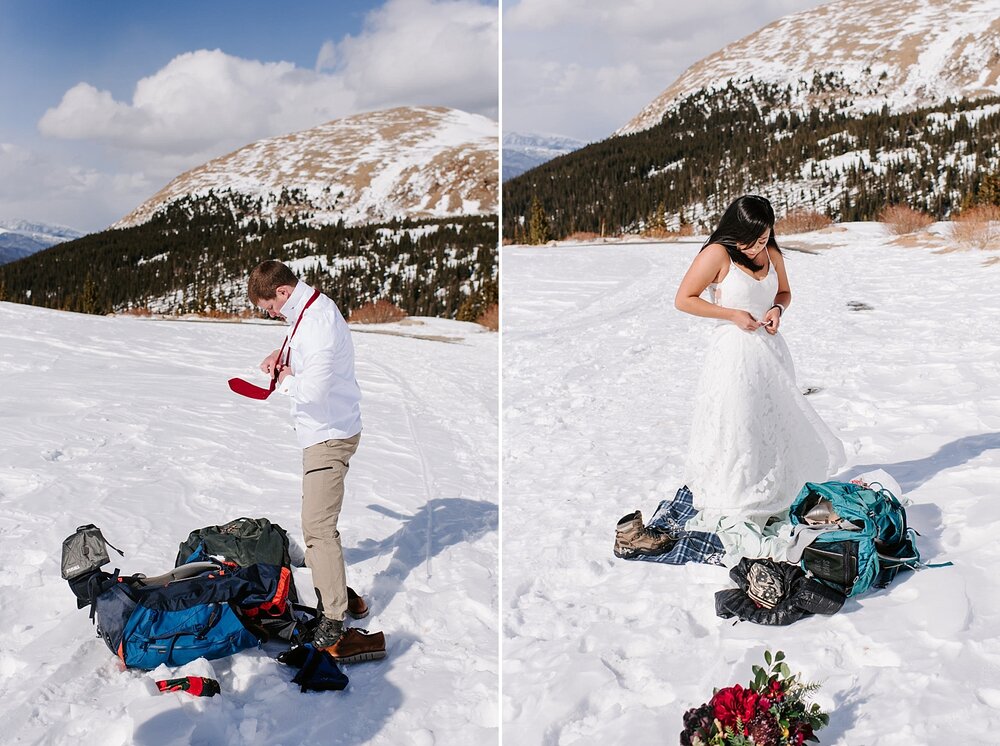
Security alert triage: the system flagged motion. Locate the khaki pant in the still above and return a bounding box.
[302,433,361,622]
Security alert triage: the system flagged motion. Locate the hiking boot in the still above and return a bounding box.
[321,627,387,663]
[614,510,675,559]
[347,586,369,619]
[310,615,344,649]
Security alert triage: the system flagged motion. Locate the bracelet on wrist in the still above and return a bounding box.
[770,303,785,316]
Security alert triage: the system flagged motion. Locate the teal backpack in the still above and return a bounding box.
[789,481,921,597]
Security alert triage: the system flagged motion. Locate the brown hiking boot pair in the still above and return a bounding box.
[613,510,676,559]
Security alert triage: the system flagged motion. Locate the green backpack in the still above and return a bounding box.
[789,481,921,597]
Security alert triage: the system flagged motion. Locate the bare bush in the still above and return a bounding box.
[638,224,696,241]
[776,209,833,234]
[641,226,676,239]
[476,303,498,331]
[950,205,1000,249]
[564,231,603,242]
[879,205,935,235]
[349,300,408,324]
[120,306,153,317]
[202,308,247,319]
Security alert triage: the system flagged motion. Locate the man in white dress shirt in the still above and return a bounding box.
[248,260,385,662]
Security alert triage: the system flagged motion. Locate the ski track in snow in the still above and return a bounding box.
[0,304,497,746]
[502,228,1000,745]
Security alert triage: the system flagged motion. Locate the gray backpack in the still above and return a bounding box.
[61,524,124,580]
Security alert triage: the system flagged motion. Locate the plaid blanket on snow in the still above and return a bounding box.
[628,485,725,566]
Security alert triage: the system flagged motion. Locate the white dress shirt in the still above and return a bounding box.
[275,282,363,448]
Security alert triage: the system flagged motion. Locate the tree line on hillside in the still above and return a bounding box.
[0,193,497,320]
[504,80,1000,240]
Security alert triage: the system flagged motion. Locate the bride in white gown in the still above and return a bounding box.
[674,195,844,563]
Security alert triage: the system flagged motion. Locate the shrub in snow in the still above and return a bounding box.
[476,304,498,332]
[879,204,934,235]
[950,205,1000,249]
[776,210,833,234]
[348,300,407,324]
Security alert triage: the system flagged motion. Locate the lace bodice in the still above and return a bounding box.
[708,256,778,320]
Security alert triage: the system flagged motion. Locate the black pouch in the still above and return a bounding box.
[801,541,858,591]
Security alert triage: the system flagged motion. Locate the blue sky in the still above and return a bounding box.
[0,0,498,231]
[0,1,381,137]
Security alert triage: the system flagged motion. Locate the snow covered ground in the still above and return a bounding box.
[502,225,1000,744]
[0,304,497,745]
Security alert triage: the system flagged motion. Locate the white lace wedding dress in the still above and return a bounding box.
[682,252,845,563]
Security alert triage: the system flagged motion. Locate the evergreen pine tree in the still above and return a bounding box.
[977,172,1000,206]
[81,274,100,315]
[528,196,551,245]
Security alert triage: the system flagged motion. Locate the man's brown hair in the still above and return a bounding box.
[248,260,298,303]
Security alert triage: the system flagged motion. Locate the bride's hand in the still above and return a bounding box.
[762,307,781,335]
[729,310,763,332]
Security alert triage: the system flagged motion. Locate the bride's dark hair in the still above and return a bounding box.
[701,195,781,271]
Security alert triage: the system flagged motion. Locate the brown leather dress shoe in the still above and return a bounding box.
[346,586,369,619]
[322,628,387,663]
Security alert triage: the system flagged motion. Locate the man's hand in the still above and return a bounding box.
[260,349,281,375]
[277,364,293,384]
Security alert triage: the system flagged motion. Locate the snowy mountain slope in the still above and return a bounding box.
[502,229,1000,743]
[0,219,83,264]
[114,106,498,230]
[0,303,497,745]
[620,0,1000,135]
[502,132,585,181]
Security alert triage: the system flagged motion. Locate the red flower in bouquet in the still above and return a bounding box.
[759,677,785,710]
[790,721,815,745]
[710,684,760,731]
[679,651,829,746]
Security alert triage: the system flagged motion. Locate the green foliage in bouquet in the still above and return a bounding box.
[680,650,829,746]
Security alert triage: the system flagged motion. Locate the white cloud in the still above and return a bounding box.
[39,0,497,160]
[0,142,155,231]
[39,51,359,159]
[315,40,338,71]
[332,0,498,117]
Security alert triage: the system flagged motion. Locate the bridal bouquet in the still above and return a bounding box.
[679,651,829,746]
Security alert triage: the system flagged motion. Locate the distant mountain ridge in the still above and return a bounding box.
[0,220,84,265]
[502,132,585,180]
[503,0,1000,239]
[115,106,498,230]
[620,0,1000,135]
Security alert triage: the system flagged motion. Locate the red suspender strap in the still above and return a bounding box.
[279,288,321,368]
[227,288,322,400]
